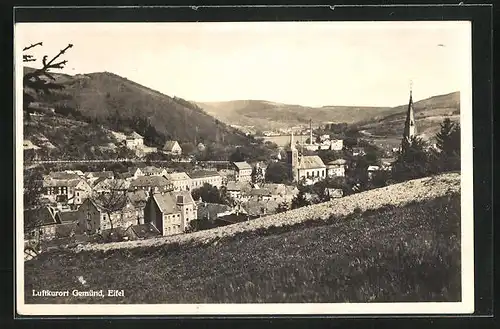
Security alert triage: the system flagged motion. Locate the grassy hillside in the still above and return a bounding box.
[196,92,460,138]
[23,67,251,147]
[25,193,460,304]
[360,91,460,139]
[197,100,392,129]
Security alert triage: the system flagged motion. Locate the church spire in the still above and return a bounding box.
[403,80,417,143]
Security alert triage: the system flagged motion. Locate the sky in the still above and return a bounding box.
[16,21,471,107]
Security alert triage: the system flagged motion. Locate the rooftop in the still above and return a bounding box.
[130,176,171,187]
[232,161,252,171]
[299,155,326,169]
[127,223,161,239]
[188,170,221,179]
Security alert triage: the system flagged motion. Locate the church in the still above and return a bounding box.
[286,133,327,185]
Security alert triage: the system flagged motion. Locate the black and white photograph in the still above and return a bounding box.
[16,19,474,315]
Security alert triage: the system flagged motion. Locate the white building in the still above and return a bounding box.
[125,132,144,149]
[232,161,252,182]
[166,172,192,192]
[163,140,182,155]
[326,159,347,177]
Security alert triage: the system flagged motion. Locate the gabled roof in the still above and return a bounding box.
[367,165,380,171]
[47,172,80,180]
[127,190,149,206]
[127,223,161,239]
[24,206,60,228]
[298,155,326,169]
[242,200,279,217]
[55,210,79,223]
[196,202,232,220]
[130,176,171,187]
[226,181,241,191]
[23,140,41,150]
[166,172,191,181]
[188,170,221,179]
[43,178,86,188]
[127,131,143,139]
[141,166,165,175]
[94,178,130,190]
[163,140,180,151]
[151,191,194,214]
[86,171,114,179]
[232,161,252,171]
[327,159,347,166]
[248,188,271,196]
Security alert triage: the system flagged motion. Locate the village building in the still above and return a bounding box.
[85,171,115,180]
[197,142,206,152]
[403,83,417,144]
[144,191,198,236]
[125,131,144,149]
[188,170,223,189]
[242,199,280,218]
[118,167,144,181]
[76,198,139,234]
[263,183,299,204]
[124,223,162,241]
[326,188,344,199]
[165,172,192,192]
[286,132,327,185]
[326,159,347,178]
[225,181,241,200]
[163,140,182,156]
[24,206,59,241]
[247,188,272,202]
[196,201,248,222]
[129,175,174,193]
[232,161,253,182]
[380,157,396,171]
[126,190,149,224]
[141,166,169,177]
[329,139,344,151]
[352,147,366,157]
[92,178,130,195]
[367,165,381,180]
[42,175,92,210]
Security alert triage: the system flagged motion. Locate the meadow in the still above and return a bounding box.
[25,193,461,304]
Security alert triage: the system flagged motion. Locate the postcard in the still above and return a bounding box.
[16,18,474,316]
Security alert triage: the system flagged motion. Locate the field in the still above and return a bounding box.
[25,193,461,304]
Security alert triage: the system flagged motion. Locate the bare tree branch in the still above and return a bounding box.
[23,42,43,52]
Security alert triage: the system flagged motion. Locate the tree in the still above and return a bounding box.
[434,119,461,172]
[251,165,265,185]
[291,190,310,209]
[23,42,73,121]
[392,137,432,182]
[191,183,226,204]
[265,162,290,184]
[91,179,128,231]
[23,169,44,231]
[276,201,290,213]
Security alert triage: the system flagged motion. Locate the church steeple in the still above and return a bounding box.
[403,81,417,143]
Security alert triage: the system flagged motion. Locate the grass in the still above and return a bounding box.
[25,193,461,304]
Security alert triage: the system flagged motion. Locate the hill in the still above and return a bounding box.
[196,92,460,137]
[25,173,461,304]
[196,100,392,130]
[23,67,251,148]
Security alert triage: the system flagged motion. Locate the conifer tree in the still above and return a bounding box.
[23,42,73,120]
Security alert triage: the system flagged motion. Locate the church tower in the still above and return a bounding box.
[402,81,417,146]
[286,132,299,182]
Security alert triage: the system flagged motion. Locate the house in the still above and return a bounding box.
[352,147,366,156]
[76,198,139,234]
[144,191,198,236]
[264,183,299,204]
[247,188,272,201]
[85,171,114,180]
[367,165,381,179]
[54,210,83,238]
[188,170,223,189]
[42,176,92,209]
[225,181,241,200]
[163,140,182,155]
[125,131,144,149]
[326,188,344,199]
[380,158,396,171]
[24,206,59,241]
[165,172,192,192]
[129,176,174,193]
[296,155,327,185]
[23,139,41,151]
[330,139,344,151]
[320,134,331,142]
[196,202,248,221]
[126,190,149,224]
[242,199,280,217]
[326,159,347,178]
[92,178,130,195]
[141,166,168,177]
[232,161,252,182]
[124,223,161,241]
